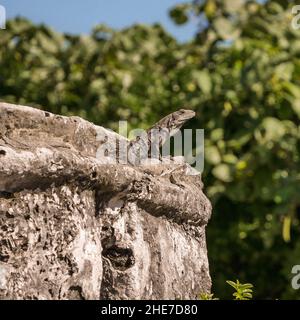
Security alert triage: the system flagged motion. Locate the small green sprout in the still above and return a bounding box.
[198,293,219,300]
[226,280,254,300]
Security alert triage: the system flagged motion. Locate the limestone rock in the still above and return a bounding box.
[0,102,212,300]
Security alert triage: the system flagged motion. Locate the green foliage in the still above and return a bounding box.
[169,4,191,25]
[226,280,254,300]
[199,293,219,300]
[199,280,254,300]
[1,0,300,299]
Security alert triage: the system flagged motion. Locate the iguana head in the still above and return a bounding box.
[168,109,195,136]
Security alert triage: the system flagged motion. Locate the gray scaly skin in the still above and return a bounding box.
[127,109,195,166]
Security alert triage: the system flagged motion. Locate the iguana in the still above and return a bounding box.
[127,109,195,166]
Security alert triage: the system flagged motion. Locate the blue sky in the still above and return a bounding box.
[1,0,198,42]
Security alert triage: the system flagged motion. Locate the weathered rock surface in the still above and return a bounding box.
[0,102,212,300]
